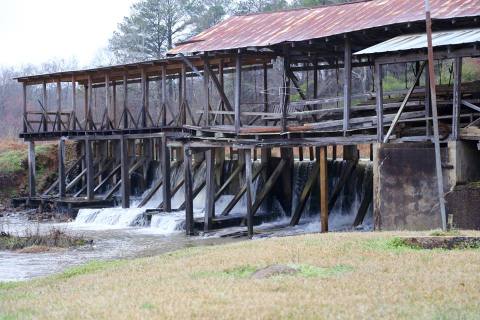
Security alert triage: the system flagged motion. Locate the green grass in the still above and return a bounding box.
[0,150,26,174]
[55,259,126,280]
[295,264,353,278]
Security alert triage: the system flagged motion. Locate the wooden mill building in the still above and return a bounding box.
[15,0,480,235]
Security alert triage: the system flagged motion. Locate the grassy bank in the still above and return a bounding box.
[1,231,480,319]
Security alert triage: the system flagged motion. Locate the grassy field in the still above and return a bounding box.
[1,231,480,319]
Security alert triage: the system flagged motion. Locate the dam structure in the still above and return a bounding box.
[14,0,480,236]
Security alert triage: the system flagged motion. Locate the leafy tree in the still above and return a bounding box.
[190,0,231,34]
[109,0,201,63]
[232,0,288,14]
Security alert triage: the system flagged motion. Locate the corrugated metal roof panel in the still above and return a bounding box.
[355,28,480,55]
[168,0,480,55]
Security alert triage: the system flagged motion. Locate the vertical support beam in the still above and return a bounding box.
[42,81,48,131]
[332,145,337,161]
[85,139,94,200]
[282,51,290,132]
[112,80,117,127]
[234,53,242,134]
[123,73,128,129]
[219,60,225,125]
[375,63,384,142]
[56,79,62,131]
[203,57,210,127]
[105,73,110,126]
[184,146,194,235]
[71,76,77,130]
[263,62,268,126]
[22,83,27,133]
[244,149,254,238]
[161,65,167,126]
[83,84,88,127]
[319,146,328,233]
[343,38,352,135]
[298,147,304,161]
[424,67,431,136]
[141,68,147,128]
[425,0,447,230]
[27,141,36,197]
[452,57,462,140]
[280,148,293,215]
[120,136,130,208]
[58,138,65,198]
[161,135,171,212]
[87,75,93,130]
[204,148,215,231]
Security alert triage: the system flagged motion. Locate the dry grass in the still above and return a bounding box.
[1,231,480,319]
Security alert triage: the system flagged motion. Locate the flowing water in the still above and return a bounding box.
[0,159,373,282]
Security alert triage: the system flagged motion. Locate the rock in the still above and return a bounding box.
[251,264,298,279]
[401,236,480,249]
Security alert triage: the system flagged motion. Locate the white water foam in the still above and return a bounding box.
[73,208,147,229]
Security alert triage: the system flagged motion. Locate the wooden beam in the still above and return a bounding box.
[375,63,384,142]
[204,148,215,231]
[71,76,77,130]
[141,68,147,127]
[263,63,268,126]
[85,139,94,200]
[203,57,210,127]
[234,54,242,134]
[22,83,27,133]
[353,172,373,227]
[28,141,36,197]
[424,67,431,136]
[123,73,128,129]
[87,75,93,130]
[161,135,171,212]
[319,146,328,233]
[383,61,426,143]
[58,139,65,198]
[244,149,254,238]
[452,57,462,140]
[251,158,286,216]
[184,147,194,235]
[120,136,130,208]
[161,65,167,126]
[343,38,352,135]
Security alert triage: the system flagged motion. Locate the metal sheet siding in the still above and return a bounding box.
[168,0,480,54]
[355,28,480,55]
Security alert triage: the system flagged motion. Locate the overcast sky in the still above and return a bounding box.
[0,0,135,68]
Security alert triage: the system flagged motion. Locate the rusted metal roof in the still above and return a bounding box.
[355,28,480,55]
[168,0,480,55]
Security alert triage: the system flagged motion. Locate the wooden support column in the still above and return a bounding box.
[141,68,147,128]
[161,135,171,212]
[42,81,48,131]
[280,148,293,215]
[263,62,268,126]
[452,57,462,140]
[105,74,110,128]
[22,83,27,133]
[85,139,94,200]
[56,79,62,131]
[87,75,93,130]
[161,65,167,126]
[219,60,225,125]
[244,149,254,238]
[203,57,210,127]
[120,136,130,208]
[28,141,36,197]
[184,146,194,235]
[319,146,328,233]
[71,76,77,130]
[112,80,117,127]
[214,147,225,187]
[204,148,215,231]
[375,63,384,142]
[424,67,431,136]
[343,38,352,135]
[282,52,290,132]
[234,53,242,134]
[58,139,66,198]
[123,73,128,129]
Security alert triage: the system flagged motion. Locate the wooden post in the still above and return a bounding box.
[234,53,242,134]
[120,136,130,208]
[161,65,167,126]
[123,73,128,129]
[87,75,93,130]
[204,148,215,231]
[343,38,352,135]
[85,139,94,200]
[56,79,62,131]
[203,57,210,127]
[58,139,66,198]
[263,62,268,126]
[22,83,27,133]
[375,63,384,142]
[181,65,187,125]
[332,145,337,161]
[280,148,293,215]
[141,68,147,128]
[244,149,254,238]
[424,67,431,136]
[425,0,447,230]
[452,57,462,140]
[319,146,328,233]
[112,80,117,127]
[219,60,225,125]
[161,135,171,212]
[298,147,304,161]
[184,147,194,235]
[28,141,36,197]
[71,76,77,130]
[42,81,48,131]
[105,73,110,127]
[282,52,290,132]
